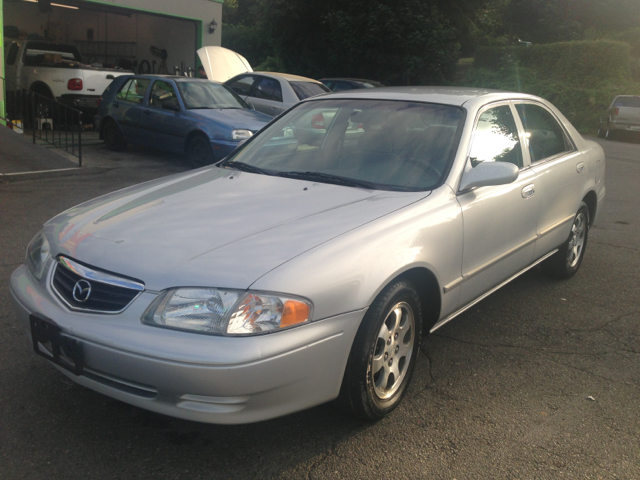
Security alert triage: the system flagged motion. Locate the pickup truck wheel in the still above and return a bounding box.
[338,280,422,421]
[542,202,589,279]
[103,120,127,152]
[187,136,215,168]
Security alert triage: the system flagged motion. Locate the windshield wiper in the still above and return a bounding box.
[218,160,273,175]
[277,171,376,189]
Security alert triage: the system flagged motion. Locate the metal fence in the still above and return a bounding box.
[1,77,83,165]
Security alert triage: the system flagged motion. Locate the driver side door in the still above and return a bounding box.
[456,102,539,306]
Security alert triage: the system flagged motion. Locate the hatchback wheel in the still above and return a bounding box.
[103,120,127,151]
[187,136,215,168]
[339,280,422,421]
[542,202,589,279]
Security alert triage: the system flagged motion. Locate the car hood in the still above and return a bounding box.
[190,108,272,131]
[45,168,429,291]
[197,46,252,83]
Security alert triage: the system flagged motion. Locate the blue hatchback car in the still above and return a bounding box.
[95,75,273,167]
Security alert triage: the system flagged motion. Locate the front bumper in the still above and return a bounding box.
[10,262,363,424]
[210,139,241,160]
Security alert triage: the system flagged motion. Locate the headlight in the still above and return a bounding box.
[232,129,253,140]
[25,230,51,280]
[142,288,312,336]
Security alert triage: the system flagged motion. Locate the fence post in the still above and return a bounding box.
[78,112,83,167]
[32,91,36,145]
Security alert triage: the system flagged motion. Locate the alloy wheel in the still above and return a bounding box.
[370,301,415,399]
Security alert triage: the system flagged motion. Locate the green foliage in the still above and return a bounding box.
[221,0,502,85]
[463,41,640,132]
[474,41,631,84]
[505,0,640,44]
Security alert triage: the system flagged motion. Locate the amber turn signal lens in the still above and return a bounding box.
[280,300,310,327]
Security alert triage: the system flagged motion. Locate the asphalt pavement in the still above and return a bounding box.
[0,126,77,174]
[0,137,638,479]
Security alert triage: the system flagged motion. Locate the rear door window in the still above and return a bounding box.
[515,103,573,163]
[116,78,151,104]
[291,82,331,100]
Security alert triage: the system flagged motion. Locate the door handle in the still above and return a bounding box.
[143,109,151,115]
[521,184,535,199]
[113,101,119,108]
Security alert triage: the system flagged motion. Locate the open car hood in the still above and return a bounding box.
[197,46,252,83]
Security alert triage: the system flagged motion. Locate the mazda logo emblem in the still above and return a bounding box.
[72,280,92,303]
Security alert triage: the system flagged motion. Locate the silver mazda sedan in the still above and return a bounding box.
[10,87,606,424]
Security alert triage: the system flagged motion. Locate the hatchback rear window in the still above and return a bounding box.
[613,96,640,108]
[291,82,330,100]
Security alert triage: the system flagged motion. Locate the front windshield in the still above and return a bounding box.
[222,99,464,191]
[177,82,248,110]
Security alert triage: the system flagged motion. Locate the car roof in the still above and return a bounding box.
[252,71,323,83]
[119,75,222,84]
[305,86,540,107]
[320,78,382,83]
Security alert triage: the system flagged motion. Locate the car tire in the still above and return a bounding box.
[542,202,589,279]
[338,279,422,421]
[187,135,215,168]
[103,120,127,151]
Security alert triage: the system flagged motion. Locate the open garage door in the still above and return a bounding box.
[2,0,203,76]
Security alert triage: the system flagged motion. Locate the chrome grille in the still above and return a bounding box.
[52,256,144,313]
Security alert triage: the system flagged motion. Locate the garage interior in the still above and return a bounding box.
[2,0,208,76]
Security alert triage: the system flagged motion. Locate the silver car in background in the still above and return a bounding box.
[598,95,640,139]
[10,87,605,424]
[224,71,330,117]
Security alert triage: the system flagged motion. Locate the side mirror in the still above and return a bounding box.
[162,98,180,112]
[459,161,519,192]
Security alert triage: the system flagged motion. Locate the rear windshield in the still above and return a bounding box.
[23,42,83,66]
[613,96,640,108]
[291,82,331,100]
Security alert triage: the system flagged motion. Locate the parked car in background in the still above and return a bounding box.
[320,78,385,91]
[3,40,129,117]
[11,87,605,425]
[224,72,330,116]
[598,95,640,139]
[94,75,272,168]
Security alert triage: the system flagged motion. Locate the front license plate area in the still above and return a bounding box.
[30,315,83,375]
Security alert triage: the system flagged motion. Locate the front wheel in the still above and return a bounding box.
[542,202,589,279]
[103,120,127,151]
[338,280,422,421]
[187,136,215,168]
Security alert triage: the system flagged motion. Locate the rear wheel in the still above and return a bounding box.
[187,135,215,168]
[103,120,127,151]
[542,202,589,279]
[338,280,422,421]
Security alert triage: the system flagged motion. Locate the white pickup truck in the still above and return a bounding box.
[4,40,129,115]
